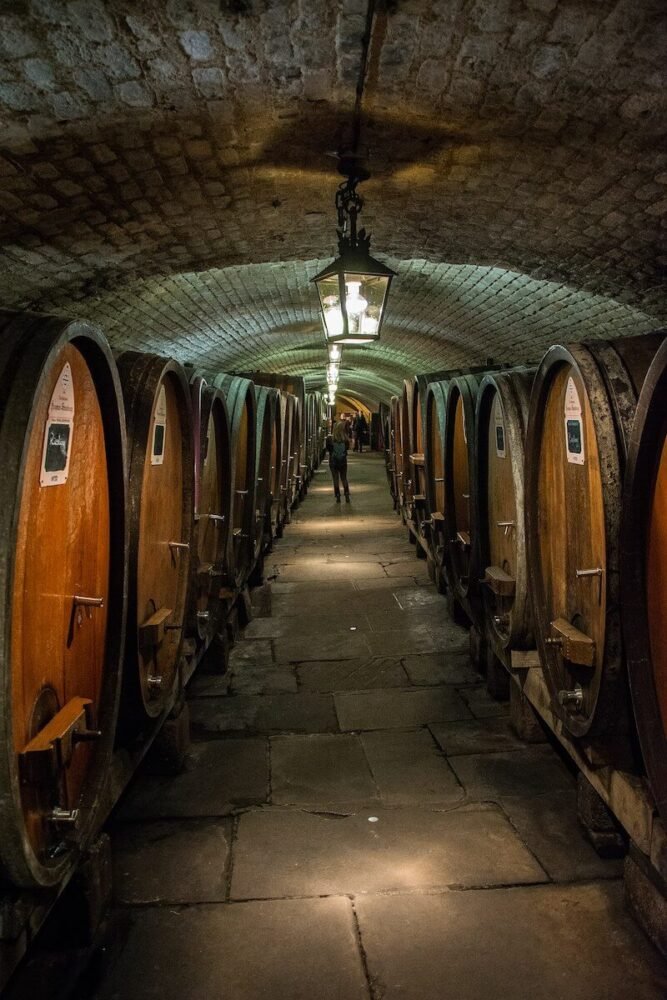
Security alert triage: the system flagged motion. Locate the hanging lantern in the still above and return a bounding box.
[312,159,396,346]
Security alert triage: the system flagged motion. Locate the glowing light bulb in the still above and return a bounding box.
[345,281,368,317]
[362,315,379,336]
[329,345,342,362]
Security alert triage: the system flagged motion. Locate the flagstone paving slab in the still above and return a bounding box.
[274,632,372,663]
[231,806,547,899]
[402,651,480,685]
[360,729,464,806]
[189,693,339,736]
[449,748,575,800]
[116,740,268,820]
[502,791,625,882]
[270,734,379,808]
[355,883,666,1000]
[430,717,526,757]
[92,898,369,1000]
[112,819,230,904]
[335,687,472,731]
[296,656,409,691]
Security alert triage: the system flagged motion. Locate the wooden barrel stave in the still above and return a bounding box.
[622,335,667,820]
[475,369,535,653]
[118,352,193,726]
[0,312,127,887]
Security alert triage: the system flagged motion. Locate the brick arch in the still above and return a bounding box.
[0,0,665,392]
[44,259,661,404]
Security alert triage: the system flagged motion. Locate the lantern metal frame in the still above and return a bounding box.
[312,163,396,346]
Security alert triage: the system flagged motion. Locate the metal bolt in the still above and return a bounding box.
[558,685,584,711]
[48,807,79,827]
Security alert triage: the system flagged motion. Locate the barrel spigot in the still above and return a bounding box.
[558,685,584,711]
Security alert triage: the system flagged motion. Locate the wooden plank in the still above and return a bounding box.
[456,530,471,548]
[138,606,172,648]
[518,666,654,855]
[409,452,425,466]
[19,697,91,756]
[549,617,595,666]
[511,649,541,670]
[482,564,516,597]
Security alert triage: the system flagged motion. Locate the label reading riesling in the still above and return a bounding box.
[151,384,167,466]
[40,362,75,487]
[494,397,506,458]
[564,376,585,466]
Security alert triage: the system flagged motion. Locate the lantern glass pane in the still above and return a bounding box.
[316,273,344,341]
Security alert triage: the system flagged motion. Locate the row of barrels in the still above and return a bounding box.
[0,311,325,890]
[388,332,667,824]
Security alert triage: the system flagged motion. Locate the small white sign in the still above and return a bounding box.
[40,362,75,487]
[564,375,585,466]
[494,397,506,459]
[151,384,167,466]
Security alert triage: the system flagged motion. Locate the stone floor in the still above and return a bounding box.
[89,453,666,1000]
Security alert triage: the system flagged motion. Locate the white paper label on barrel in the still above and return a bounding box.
[564,376,585,465]
[40,362,75,487]
[151,383,167,466]
[494,397,506,459]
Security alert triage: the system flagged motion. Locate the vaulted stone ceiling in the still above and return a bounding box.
[0,0,665,403]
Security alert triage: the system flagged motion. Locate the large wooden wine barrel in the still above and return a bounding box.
[255,386,280,558]
[0,312,127,887]
[423,380,450,589]
[525,333,664,749]
[475,369,535,654]
[190,376,233,646]
[443,374,483,622]
[622,335,667,820]
[118,353,193,726]
[212,375,258,587]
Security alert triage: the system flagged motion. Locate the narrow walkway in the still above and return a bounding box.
[95,454,665,1000]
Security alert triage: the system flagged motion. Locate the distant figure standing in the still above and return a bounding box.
[326,420,351,503]
[353,411,368,453]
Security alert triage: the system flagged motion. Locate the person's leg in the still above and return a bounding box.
[341,466,350,500]
[331,466,341,499]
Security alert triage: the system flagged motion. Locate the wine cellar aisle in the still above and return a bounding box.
[68,454,665,1000]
